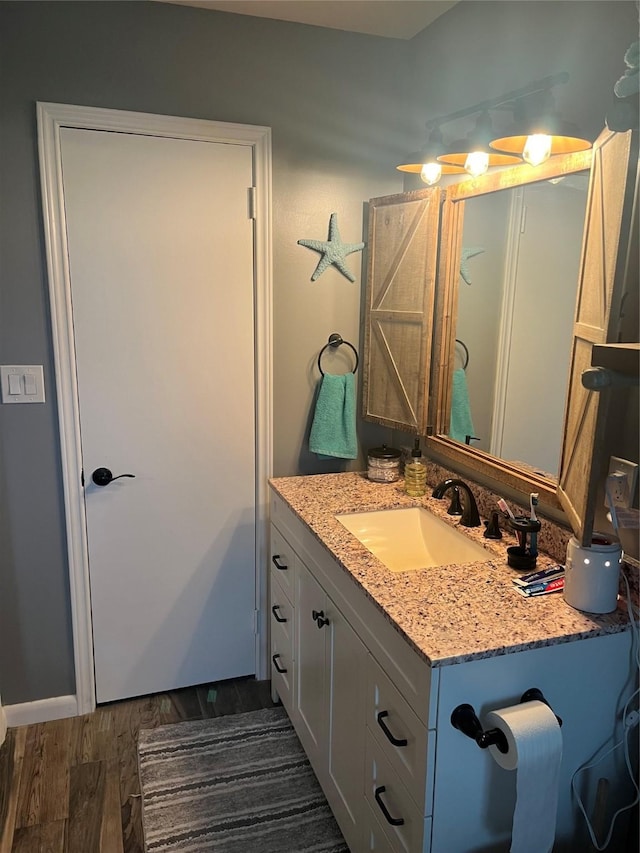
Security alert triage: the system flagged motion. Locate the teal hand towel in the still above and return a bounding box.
[309,372,357,459]
[449,368,475,444]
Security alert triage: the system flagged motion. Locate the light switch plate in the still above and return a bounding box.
[0,365,46,403]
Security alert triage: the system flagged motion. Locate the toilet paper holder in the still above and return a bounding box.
[451,688,562,754]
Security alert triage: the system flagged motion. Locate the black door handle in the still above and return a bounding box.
[91,467,136,487]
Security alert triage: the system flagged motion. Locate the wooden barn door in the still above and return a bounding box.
[362,188,442,433]
[557,127,638,544]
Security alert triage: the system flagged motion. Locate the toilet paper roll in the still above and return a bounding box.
[484,700,563,853]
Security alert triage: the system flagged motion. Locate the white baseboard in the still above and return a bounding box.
[5,695,78,728]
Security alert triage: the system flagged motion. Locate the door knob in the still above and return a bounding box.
[91,467,135,487]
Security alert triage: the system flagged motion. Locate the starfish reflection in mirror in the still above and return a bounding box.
[298,212,365,282]
[460,246,485,285]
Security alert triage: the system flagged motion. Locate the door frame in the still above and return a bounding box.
[37,102,273,715]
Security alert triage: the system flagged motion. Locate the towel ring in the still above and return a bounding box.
[455,339,469,371]
[318,333,359,376]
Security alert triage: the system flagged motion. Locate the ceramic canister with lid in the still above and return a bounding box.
[367,444,401,483]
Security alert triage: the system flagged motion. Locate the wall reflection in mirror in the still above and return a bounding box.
[449,172,589,478]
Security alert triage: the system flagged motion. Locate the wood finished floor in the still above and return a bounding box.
[0,677,277,853]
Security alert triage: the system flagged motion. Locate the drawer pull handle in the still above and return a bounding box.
[377,711,408,747]
[272,555,288,571]
[374,786,405,827]
[312,609,330,628]
[272,654,287,674]
[272,605,287,623]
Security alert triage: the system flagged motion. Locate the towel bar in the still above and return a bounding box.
[455,338,469,370]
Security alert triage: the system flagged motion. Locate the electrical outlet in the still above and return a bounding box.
[624,710,640,730]
[605,456,638,510]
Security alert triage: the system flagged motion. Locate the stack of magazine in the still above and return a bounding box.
[513,566,565,597]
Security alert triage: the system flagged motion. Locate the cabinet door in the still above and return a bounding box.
[295,559,328,769]
[326,598,367,850]
[362,188,442,432]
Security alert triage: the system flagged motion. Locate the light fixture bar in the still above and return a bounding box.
[424,72,569,132]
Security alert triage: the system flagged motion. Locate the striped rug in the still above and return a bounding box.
[137,706,349,852]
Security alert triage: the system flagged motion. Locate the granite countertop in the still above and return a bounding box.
[269,472,632,668]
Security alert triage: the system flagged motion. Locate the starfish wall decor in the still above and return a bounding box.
[297,213,365,282]
[460,246,485,285]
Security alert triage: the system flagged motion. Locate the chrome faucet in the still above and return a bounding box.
[432,478,481,527]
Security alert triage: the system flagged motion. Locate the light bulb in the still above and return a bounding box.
[523,133,552,166]
[420,162,442,185]
[464,151,489,178]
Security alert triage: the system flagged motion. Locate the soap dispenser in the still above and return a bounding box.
[405,438,427,497]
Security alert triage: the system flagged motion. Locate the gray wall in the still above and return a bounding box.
[405,0,639,545]
[0,0,405,704]
[406,1,636,153]
[0,0,637,705]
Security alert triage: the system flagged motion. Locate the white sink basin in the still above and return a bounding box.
[335,507,492,572]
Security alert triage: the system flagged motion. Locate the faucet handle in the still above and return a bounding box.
[483,511,503,539]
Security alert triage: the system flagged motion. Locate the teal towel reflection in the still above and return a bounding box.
[449,368,475,444]
[309,372,357,459]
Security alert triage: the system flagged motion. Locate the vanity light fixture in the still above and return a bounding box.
[398,72,592,182]
[396,128,466,185]
[437,112,521,177]
[490,91,592,167]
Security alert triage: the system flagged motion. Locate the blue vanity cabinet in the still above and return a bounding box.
[432,629,636,852]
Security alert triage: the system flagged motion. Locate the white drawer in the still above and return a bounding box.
[362,798,398,852]
[270,613,294,713]
[270,569,294,644]
[365,731,427,853]
[270,573,294,713]
[363,799,432,853]
[270,524,295,599]
[367,655,432,814]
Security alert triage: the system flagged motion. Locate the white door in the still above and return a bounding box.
[495,182,587,475]
[59,127,257,703]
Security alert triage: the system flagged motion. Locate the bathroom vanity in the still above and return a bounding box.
[269,473,636,853]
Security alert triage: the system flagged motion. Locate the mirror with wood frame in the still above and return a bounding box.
[425,148,594,507]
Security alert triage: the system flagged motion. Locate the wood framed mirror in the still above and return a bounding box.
[425,148,594,507]
[363,127,637,521]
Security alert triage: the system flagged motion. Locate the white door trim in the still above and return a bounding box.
[37,102,273,715]
[489,188,522,459]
